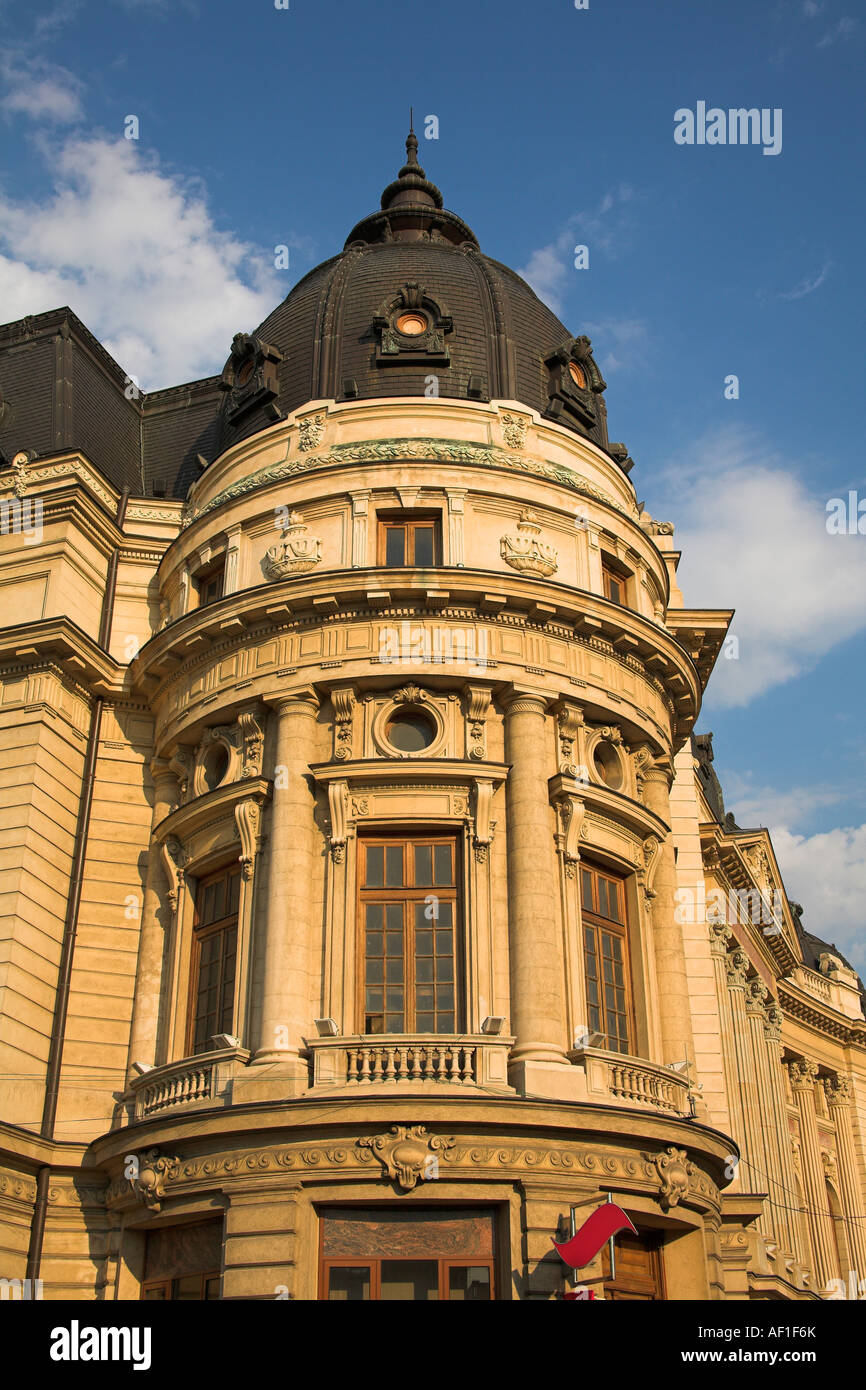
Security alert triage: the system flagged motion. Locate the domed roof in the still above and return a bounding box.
[218,130,616,461]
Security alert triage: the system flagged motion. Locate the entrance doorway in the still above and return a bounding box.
[319,1207,495,1301]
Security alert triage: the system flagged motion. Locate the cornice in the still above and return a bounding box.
[0,617,123,696]
[132,569,702,742]
[181,435,634,531]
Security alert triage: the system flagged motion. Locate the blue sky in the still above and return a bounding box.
[1,0,864,965]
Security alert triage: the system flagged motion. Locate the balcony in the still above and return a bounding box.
[570,1047,693,1118]
[304,1033,515,1094]
[128,1046,250,1121]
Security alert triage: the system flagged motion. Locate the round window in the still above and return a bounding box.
[568,361,586,389]
[203,742,230,791]
[395,311,427,336]
[386,707,436,753]
[593,741,622,790]
[235,355,255,387]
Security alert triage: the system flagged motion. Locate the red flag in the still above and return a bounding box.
[553,1202,637,1268]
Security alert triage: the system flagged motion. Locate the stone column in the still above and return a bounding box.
[825,1075,866,1274]
[761,1002,800,1263]
[709,922,743,1149]
[726,952,766,1225]
[126,760,179,1079]
[744,979,785,1249]
[788,1059,837,1289]
[502,691,569,1088]
[642,759,696,1068]
[252,689,320,1084]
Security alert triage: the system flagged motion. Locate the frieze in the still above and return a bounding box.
[182,437,630,529]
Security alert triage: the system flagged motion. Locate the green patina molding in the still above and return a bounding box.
[182,437,631,528]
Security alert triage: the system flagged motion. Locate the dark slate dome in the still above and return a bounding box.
[217,130,616,460]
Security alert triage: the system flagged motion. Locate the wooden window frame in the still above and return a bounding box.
[601,554,631,608]
[377,512,441,568]
[195,559,226,608]
[186,864,241,1057]
[141,1271,220,1301]
[357,833,462,1036]
[579,862,635,1055]
[319,1256,494,1301]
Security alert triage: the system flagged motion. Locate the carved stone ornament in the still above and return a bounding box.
[133,1149,179,1213]
[263,511,323,579]
[234,799,262,880]
[647,1145,694,1211]
[219,332,282,424]
[332,687,356,762]
[160,837,187,911]
[238,710,265,779]
[500,509,558,578]
[501,412,528,450]
[357,1125,455,1191]
[298,413,326,451]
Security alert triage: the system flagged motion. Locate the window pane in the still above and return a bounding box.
[385,527,406,566]
[580,869,593,909]
[412,526,435,567]
[174,1275,203,1301]
[227,872,240,916]
[365,845,384,887]
[433,844,452,885]
[328,1266,371,1301]
[449,1266,491,1301]
[380,1260,439,1301]
[385,845,403,886]
[414,844,433,885]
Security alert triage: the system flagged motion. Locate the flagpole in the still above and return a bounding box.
[606,1191,616,1282]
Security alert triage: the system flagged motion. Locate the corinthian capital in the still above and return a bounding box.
[787,1058,819,1091]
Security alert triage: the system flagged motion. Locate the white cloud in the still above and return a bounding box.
[777,259,832,300]
[770,823,866,973]
[0,134,283,389]
[817,15,857,45]
[516,185,636,316]
[583,316,649,375]
[657,426,866,707]
[0,55,85,124]
[725,776,847,831]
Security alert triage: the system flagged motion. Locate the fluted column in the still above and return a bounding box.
[503,691,568,1071]
[126,760,179,1079]
[709,922,743,1151]
[762,1002,800,1262]
[744,979,785,1248]
[825,1075,866,1274]
[726,952,766,1224]
[253,689,320,1077]
[642,760,696,1067]
[788,1059,837,1288]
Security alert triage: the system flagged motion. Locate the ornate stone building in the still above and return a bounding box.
[1,132,864,1301]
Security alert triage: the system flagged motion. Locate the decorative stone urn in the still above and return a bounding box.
[263,511,323,579]
[500,508,558,578]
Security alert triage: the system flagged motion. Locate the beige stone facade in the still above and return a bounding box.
[1,391,863,1302]
[1,132,864,1298]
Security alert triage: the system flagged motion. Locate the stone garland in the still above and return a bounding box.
[181,437,631,529]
